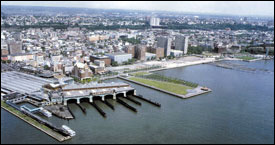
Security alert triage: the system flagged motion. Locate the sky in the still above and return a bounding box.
[1,1,274,17]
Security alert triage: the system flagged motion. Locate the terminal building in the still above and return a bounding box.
[43,82,136,105]
[1,71,136,106]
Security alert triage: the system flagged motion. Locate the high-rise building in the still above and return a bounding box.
[147,46,165,59]
[134,45,146,61]
[156,36,171,56]
[175,35,189,54]
[8,41,22,55]
[124,45,136,57]
[150,17,160,26]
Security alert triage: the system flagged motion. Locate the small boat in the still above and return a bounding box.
[201,87,209,91]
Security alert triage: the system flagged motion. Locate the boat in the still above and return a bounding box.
[62,125,76,137]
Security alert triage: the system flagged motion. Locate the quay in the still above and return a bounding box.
[1,101,71,142]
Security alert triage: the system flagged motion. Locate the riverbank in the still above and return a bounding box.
[1,101,71,142]
[107,56,217,73]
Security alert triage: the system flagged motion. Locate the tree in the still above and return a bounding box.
[44,65,50,70]
[111,61,119,67]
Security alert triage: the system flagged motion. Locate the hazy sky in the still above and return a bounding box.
[2,1,274,17]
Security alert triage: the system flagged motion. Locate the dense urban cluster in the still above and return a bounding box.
[1,6,274,81]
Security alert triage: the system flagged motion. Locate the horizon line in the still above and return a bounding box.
[1,4,274,18]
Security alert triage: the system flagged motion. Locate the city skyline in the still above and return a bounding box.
[1,1,274,17]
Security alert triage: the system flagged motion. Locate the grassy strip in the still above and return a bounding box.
[130,72,150,77]
[138,73,199,88]
[236,56,257,61]
[1,101,50,131]
[129,77,192,95]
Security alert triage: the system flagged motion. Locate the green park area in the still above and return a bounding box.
[236,56,258,61]
[128,77,193,95]
[130,71,150,77]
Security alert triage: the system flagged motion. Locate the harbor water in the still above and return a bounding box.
[1,60,274,144]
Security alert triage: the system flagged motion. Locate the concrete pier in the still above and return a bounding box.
[76,103,86,114]
[100,99,115,110]
[132,95,161,107]
[90,102,106,118]
[117,98,137,112]
[125,96,142,106]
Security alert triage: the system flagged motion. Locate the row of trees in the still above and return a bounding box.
[124,66,162,73]
[188,46,213,54]
[139,73,199,88]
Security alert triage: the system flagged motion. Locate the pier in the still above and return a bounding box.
[100,99,115,110]
[75,103,86,114]
[1,101,72,142]
[132,95,161,107]
[67,105,75,119]
[90,102,106,118]
[125,96,142,106]
[116,97,137,112]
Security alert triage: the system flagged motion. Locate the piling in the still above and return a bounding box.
[125,96,142,106]
[75,103,86,114]
[132,95,161,107]
[67,105,75,119]
[90,102,106,118]
[100,99,115,110]
[116,98,137,112]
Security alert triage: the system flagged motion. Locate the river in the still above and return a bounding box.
[1,60,274,144]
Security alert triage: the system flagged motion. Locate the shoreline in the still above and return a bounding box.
[149,58,218,72]
[1,104,71,142]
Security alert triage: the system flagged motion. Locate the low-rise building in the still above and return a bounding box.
[10,53,34,62]
[105,52,132,64]
[89,65,105,74]
[71,62,93,80]
[90,55,111,67]
[145,52,157,60]
[170,49,183,57]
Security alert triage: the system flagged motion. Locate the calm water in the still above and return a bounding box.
[1,60,274,144]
